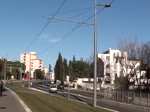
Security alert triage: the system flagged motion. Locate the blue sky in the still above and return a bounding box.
[0,0,150,69]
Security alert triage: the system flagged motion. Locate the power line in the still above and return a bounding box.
[38,0,116,55]
[109,0,116,4]
[76,0,117,25]
[76,0,117,24]
[51,7,92,16]
[67,0,117,31]
[24,0,67,52]
[38,24,80,55]
[71,9,93,19]
[46,8,92,24]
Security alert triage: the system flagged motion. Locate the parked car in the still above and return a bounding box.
[49,84,57,93]
[57,84,64,89]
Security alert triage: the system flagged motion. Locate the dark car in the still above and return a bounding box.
[57,84,64,89]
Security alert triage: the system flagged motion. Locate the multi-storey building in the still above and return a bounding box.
[98,48,140,88]
[20,52,48,78]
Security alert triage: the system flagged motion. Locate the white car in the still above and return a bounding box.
[49,84,57,93]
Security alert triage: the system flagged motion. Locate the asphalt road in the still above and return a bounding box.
[32,82,150,112]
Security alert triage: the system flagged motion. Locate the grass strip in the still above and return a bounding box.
[6,82,112,112]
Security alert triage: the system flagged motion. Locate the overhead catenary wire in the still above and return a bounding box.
[38,24,80,55]
[38,0,116,55]
[74,0,117,27]
[39,8,106,54]
[47,8,93,25]
[24,0,67,52]
[71,9,93,19]
[50,7,92,16]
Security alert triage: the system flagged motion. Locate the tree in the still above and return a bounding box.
[140,41,150,65]
[0,59,26,80]
[34,69,44,79]
[68,60,73,81]
[117,38,140,60]
[54,53,101,82]
[54,52,63,81]
[117,38,141,89]
[73,55,76,62]
[71,59,89,79]
[63,58,68,81]
[72,60,80,79]
[146,66,150,79]
[7,61,26,80]
[11,67,20,79]
[89,57,104,79]
[0,59,4,79]
[114,74,129,90]
[97,58,104,78]
[49,64,52,72]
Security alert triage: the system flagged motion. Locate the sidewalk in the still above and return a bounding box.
[0,88,30,112]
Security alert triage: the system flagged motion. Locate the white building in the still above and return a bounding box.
[20,52,48,78]
[43,67,50,78]
[98,48,140,88]
[50,71,55,81]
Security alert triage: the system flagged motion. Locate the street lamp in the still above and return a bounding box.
[97,4,111,7]
[93,0,111,107]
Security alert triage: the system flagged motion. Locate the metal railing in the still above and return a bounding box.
[103,89,150,107]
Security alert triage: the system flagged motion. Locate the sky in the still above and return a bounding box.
[0,0,150,69]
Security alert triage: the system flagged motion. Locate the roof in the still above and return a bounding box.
[103,50,109,54]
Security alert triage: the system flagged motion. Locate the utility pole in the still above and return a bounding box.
[29,53,31,88]
[67,75,70,100]
[20,63,22,83]
[93,0,97,107]
[4,54,7,87]
[93,0,111,107]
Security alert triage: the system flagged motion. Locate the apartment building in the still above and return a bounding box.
[98,48,140,88]
[20,52,48,78]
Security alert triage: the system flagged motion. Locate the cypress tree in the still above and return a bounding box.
[54,52,63,81]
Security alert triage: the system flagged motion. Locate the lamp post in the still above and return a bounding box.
[93,0,111,107]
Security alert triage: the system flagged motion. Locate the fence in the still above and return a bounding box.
[103,90,150,107]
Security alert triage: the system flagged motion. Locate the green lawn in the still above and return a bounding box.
[6,81,112,112]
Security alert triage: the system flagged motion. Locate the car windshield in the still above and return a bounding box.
[50,85,56,88]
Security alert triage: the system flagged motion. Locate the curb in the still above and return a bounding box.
[6,88,32,112]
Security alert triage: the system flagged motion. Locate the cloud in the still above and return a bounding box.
[48,38,60,43]
[40,33,60,43]
[40,33,50,40]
